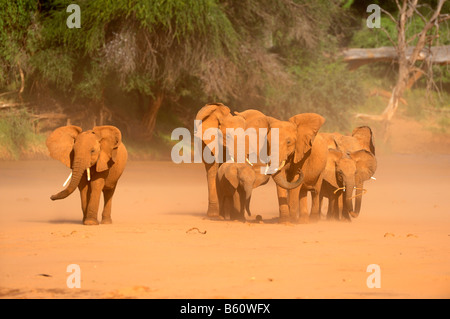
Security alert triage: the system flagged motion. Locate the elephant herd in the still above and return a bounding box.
[45,102,376,225]
[196,103,377,224]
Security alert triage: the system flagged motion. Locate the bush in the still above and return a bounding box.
[0,108,47,160]
[288,59,364,132]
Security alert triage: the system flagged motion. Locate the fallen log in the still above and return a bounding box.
[341,45,450,70]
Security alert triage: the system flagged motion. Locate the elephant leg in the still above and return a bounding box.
[319,193,324,218]
[101,186,116,224]
[342,195,351,222]
[327,195,335,220]
[230,191,244,221]
[238,189,245,220]
[78,178,89,222]
[205,162,220,217]
[276,185,290,222]
[310,180,323,222]
[337,192,344,221]
[218,190,225,219]
[288,185,300,222]
[84,178,105,225]
[225,195,235,220]
[298,187,309,224]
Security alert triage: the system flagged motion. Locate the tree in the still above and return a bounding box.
[355,0,450,141]
[34,0,328,138]
[0,0,39,101]
[2,0,364,140]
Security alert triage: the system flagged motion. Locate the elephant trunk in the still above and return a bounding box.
[242,181,253,217]
[272,167,303,190]
[344,181,355,218]
[350,181,364,218]
[50,159,87,201]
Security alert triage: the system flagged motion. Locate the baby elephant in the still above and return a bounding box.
[216,162,267,221]
[46,125,128,225]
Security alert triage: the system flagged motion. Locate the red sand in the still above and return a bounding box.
[0,153,449,298]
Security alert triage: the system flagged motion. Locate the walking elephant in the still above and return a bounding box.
[195,104,303,219]
[46,125,128,225]
[216,162,271,220]
[320,127,377,220]
[236,111,326,223]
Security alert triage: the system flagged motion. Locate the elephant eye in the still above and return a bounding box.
[287,139,291,145]
[90,149,95,154]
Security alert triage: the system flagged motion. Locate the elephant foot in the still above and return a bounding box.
[278,214,290,224]
[298,214,309,224]
[309,213,320,223]
[83,218,99,225]
[341,217,352,223]
[207,204,220,218]
[101,217,113,224]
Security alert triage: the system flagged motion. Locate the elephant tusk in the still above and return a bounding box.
[371,176,376,180]
[333,186,346,194]
[278,160,286,171]
[63,171,72,187]
[245,157,254,166]
[264,164,270,175]
[87,167,91,181]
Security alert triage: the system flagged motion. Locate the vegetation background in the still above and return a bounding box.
[1,0,449,160]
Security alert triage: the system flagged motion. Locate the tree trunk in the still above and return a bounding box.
[142,91,164,139]
[354,0,449,142]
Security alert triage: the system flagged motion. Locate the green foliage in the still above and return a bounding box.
[37,0,239,97]
[30,48,75,90]
[0,0,39,89]
[0,0,384,149]
[351,5,450,48]
[0,108,45,160]
[288,59,364,131]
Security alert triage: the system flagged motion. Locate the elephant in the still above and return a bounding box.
[195,103,243,217]
[216,162,271,220]
[320,127,377,220]
[46,125,128,225]
[235,111,326,223]
[195,103,303,218]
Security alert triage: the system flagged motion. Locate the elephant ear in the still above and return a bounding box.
[289,113,325,163]
[224,164,239,189]
[352,126,375,155]
[244,115,271,161]
[46,125,82,168]
[195,103,231,154]
[93,125,122,172]
[195,103,230,128]
[322,148,343,187]
[320,132,339,150]
[234,109,266,121]
[350,149,377,183]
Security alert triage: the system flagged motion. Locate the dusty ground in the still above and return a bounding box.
[0,150,449,298]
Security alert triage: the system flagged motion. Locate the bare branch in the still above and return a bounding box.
[380,8,397,24]
[395,0,403,13]
[405,0,418,19]
[407,32,418,44]
[438,14,450,24]
[0,91,18,98]
[412,5,427,23]
[380,27,398,47]
[0,102,29,109]
[409,0,446,65]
